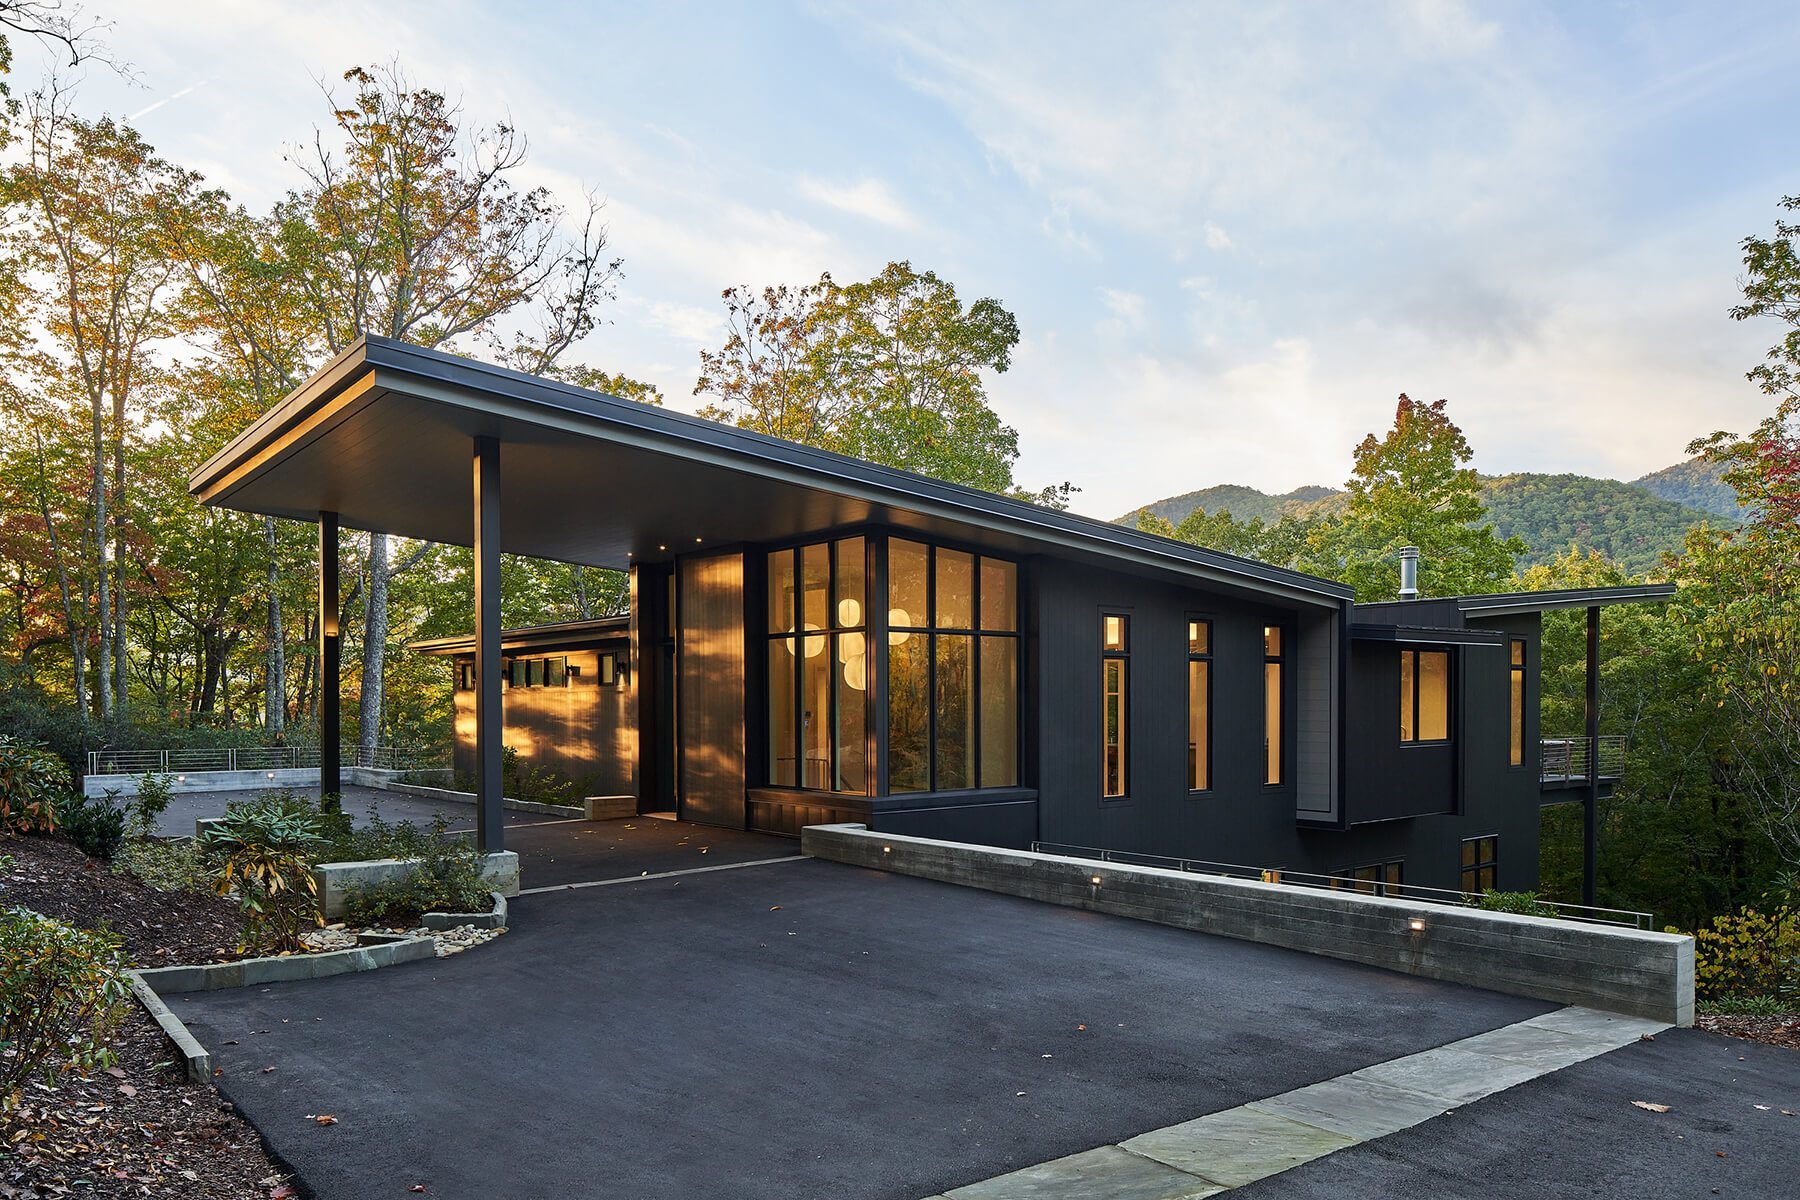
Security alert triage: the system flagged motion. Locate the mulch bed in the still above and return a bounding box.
[1696,1012,1800,1051]
[2,836,291,1199]
[1,836,243,966]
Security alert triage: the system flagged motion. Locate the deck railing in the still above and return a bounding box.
[86,745,447,776]
[1031,840,1654,930]
[1540,735,1626,785]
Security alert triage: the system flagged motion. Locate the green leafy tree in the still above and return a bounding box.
[1305,395,1524,599]
[696,261,1068,501]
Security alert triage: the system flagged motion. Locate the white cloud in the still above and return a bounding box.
[798,176,919,229]
[1202,220,1233,250]
[1098,287,1147,326]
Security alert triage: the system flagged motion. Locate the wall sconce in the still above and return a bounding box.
[882,845,892,854]
[1408,918,1426,932]
[1090,875,1103,887]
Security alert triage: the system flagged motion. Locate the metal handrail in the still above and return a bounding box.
[86,745,448,776]
[1540,735,1626,784]
[1030,840,1653,930]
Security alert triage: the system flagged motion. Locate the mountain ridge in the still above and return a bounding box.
[1127,458,1732,575]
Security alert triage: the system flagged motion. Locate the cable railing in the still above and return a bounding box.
[1540,735,1626,785]
[86,745,448,776]
[1030,840,1654,930]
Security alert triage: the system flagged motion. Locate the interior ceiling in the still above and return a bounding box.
[204,376,1337,611]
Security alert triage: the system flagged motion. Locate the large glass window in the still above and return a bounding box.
[1399,649,1450,743]
[1102,614,1129,798]
[767,537,867,792]
[1509,639,1526,767]
[886,540,1019,793]
[1263,625,1285,785]
[1187,619,1211,792]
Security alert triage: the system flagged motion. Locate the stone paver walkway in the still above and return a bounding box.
[929,1006,1668,1199]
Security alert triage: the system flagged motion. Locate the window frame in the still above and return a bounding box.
[1332,859,1404,897]
[764,536,871,795]
[1460,834,1498,894]
[1508,638,1526,768]
[1398,647,1452,746]
[1262,622,1288,788]
[886,537,1022,795]
[1101,611,1130,800]
[1186,616,1213,794]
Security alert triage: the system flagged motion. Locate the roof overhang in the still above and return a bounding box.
[411,616,630,657]
[1349,624,1507,647]
[190,338,1354,609]
[1454,584,1677,617]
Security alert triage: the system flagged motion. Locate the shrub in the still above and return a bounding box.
[1679,904,1800,1003]
[128,772,174,840]
[1474,890,1561,918]
[343,814,489,927]
[0,736,70,835]
[114,838,214,894]
[200,801,327,954]
[55,792,129,860]
[0,907,131,1112]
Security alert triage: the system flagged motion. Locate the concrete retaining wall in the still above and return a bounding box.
[85,768,321,797]
[314,851,521,920]
[801,824,1695,1025]
[378,780,583,819]
[135,933,435,995]
[82,765,447,798]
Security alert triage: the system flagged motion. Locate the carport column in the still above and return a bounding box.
[1582,603,1600,908]
[319,512,341,803]
[473,436,504,853]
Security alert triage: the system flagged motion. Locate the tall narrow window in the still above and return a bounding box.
[1509,639,1526,767]
[1187,619,1211,792]
[1102,614,1129,798]
[766,538,867,793]
[1460,835,1498,894]
[1263,625,1284,786]
[885,542,1020,793]
[1399,649,1450,743]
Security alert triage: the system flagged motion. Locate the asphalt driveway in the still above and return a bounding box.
[1232,1026,1798,1199]
[175,852,1555,1200]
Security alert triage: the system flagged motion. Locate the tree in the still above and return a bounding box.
[1304,395,1524,600]
[696,261,1045,496]
[205,63,619,756]
[0,83,202,723]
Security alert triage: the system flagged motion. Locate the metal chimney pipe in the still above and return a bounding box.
[1398,545,1420,600]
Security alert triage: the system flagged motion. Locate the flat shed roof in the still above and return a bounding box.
[189,338,1353,609]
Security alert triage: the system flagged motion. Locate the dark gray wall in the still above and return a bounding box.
[1030,556,1321,864]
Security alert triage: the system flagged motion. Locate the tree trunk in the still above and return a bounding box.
[111,390,129,724]
[264,516,287,735]
[575,565,593,620]
[357,531,390,767]
[90,399,114,721]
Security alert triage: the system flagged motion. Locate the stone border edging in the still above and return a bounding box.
[421,890,508,930]
[127,935,436,1085]
[802,824,1695,1025]
[127,971,213,1083]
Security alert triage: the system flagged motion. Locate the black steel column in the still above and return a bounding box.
[473,437,504,853]
[1582,604,1599,907]
[319,512,341,804]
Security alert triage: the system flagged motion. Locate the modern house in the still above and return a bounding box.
[190,337,1671,901]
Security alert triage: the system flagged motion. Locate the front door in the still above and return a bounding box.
[676,551,746,827]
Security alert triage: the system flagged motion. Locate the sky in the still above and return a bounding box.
[23,0,1800,518]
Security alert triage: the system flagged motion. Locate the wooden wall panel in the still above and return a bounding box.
[678,552,747,828]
